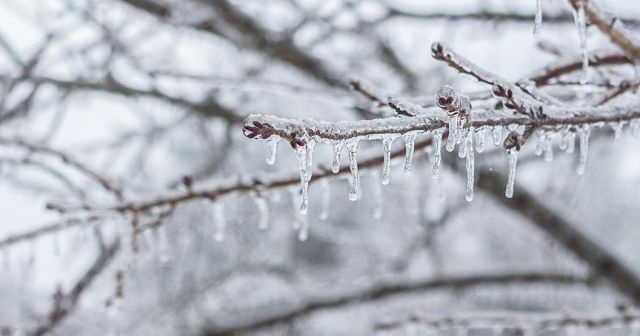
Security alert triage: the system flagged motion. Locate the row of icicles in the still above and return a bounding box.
[251,118,640,242]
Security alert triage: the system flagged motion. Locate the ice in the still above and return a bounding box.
[446,114,459,152]
[265,136,280,165]
[505,148,519,198]
[295,145,310,214]
[610,121,625,142]
[348,140,360,201]
[381,136,397,185]
[465,128,475,202]
[403,131,418,174]
[492,126,502,146]
[475,127,486,153]
[331,140,344,174]
[577,125,591,175]
[534,0,543,39]
[573,1,589,82]
[543,134,554,162]
[432,129,444,179]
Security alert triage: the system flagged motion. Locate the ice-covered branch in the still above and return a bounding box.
[201,272,592,336]
[567,0,640,60]
[0,216,102,250]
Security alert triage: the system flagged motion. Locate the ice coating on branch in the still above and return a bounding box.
[319,179,330,221]
[475,128,486,153]
[577,125,591,175]
[348,140,360,201]
[403,131,418,174]
[255,196,269,230]
[464,128,475,202]
[573,1,589,82]
[380,136,397,185]
[534,0,543,39]
[492,126,502,146]
[331,140,344,174]
[265,136,280,165]
[388,96,426,117]
[505,148,519,198]
[432,129,443,179]
[213,202,226,242]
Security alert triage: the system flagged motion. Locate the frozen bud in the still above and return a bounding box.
[435,85,456,110]
[503,131,522,151]
[430,42,445,59]
[454,95,472,115]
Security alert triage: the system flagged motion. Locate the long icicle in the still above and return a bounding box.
[432,129,443,179]
[348,139,360,201]
[505,148,519,198]
[465,128,475,202]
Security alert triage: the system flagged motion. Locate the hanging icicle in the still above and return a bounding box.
[492,126,502,146]
[295,140,315,214]
[465,128,475,202]
[380,136,396,185]
[446,114,459,152]
[475,128,486,153]
[505,148,519,198]
[573,0,589,82]
[432,129,444,179]
[403,131,418,174]
[577,125,591,175]
[348,139,360,201]
[543,134,554,162]
[265,136,280,165]
[533,0,543,39]
[331,140,344,174]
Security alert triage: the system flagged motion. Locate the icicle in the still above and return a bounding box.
[289,188,302,230]
[566,131,576,154]
[319,179,330,221]
[505,148,519,198]
[543,135,554,162]
[380,136,395,185]
[535,131,544,156]
[458,132,467,159]
[630,119,640,137]
[403,132,417,174]
[295,141,314,214]
[255,197,269,230]
[475,128,486,153]
[610,121,625,142]
[533,0,543,39]
[213,201,226,242]
[577,125,591,175]
[559,129,570,150]
[432,130,443,179]
[465,128,475,202]
[348,140,360,201]
[331,140,344,174]
[492,126,502,146]
[265,136,280,165]
[446,114,459,152]
[573,1,589,82]
[373,173,383,219]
